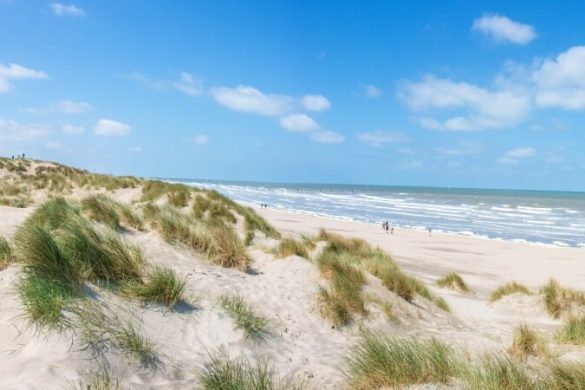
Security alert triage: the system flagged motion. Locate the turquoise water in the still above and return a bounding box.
[167,179,585,248]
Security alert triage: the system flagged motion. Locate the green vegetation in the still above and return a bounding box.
[76,369,121,390]
[167,186,191,208]
[463,355,536,390]
[436,271,471,293]
[508,324,548,360]
[344,333,457,389]
[144,203,250,271]
[0,236,13,270]
[76,303,159,368]
[81,194,144,231]
[317,230,448,315]
[273,237,312,259]
[81,195,121,230]
[540,279,585,319]
[219,294,269,340]
[556,316,585,345]
[489,281,531,302]
[121,266,187,308]
[199,356,303,390]
[317,249,366,327]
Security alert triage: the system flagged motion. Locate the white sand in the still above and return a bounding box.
[1,186,585,388]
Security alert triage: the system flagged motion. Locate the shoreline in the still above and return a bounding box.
[242,202,585,250]
[255,205,585,294]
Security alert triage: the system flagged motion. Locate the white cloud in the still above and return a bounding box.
[130,146,142,152]
[61,123,85,135]
[533,46,585,109]
[123,71,168,90]
[173,72,203,96]
[191,134,209,146]
[94,119,131,136]
[472,14,536,45]
[210,85,293,116]
[359,84,383,98]
[46,141,66,150]
[357,130,408,147]
[0,62,48,93]
[279,114,319,133]
[436,141,483,156]
[0,118,49,141]
[498,146,536,164]
[399,75,530,131]
[50,3,85,17]
[302,94,331,111]
[309,130,344,144]
[57,100,93,113]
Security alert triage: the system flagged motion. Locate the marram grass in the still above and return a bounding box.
[344,332,457,389]
[199,355,304,390]
[540,278,585,319]
[0,235,14,270]
[121,266,187,308]
[556,316,585,345]
[273,237,311,259]
[508,324,548,360]
[219,294,269,340]
[436,271,471,293]
[489,281,531,303]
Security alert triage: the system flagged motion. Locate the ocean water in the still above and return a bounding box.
[167,179,585,248]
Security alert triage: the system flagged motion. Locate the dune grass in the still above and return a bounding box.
[0,236,13,270]
[555,316,585,345]
[273,237,312,259]
[144,203,250,271]
[317,229,449,315]
[81,195,121,230]
[463,354,536,390]
[344,332,457,389]
[508,324,548,360]
[121,266,186,308]
[219,294,269,340]
[199,355,304,390]
[76,369,121,390]
[545,361,585,389]
[317,250,366,327]
[540,279,585,319]
[167,187,191,208]
[436,271,471,293]
[489,281,531,303]
[141,180,192,202]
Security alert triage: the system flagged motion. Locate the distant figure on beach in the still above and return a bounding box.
[427,227,432,236]
[391,226,394,235]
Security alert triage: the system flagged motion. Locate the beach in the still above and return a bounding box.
[2,159,585,388]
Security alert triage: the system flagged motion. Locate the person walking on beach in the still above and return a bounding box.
[427,227,432,236]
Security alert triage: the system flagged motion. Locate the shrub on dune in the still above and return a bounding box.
[489,281,531,303]
[219,294,269,340]
[121,266,186,308]
[208,223,250,271]
[436,271,471,293]
[24,197,80,231]
[344,332,457,389]
[199,355,303,390]
[167,187,191,208]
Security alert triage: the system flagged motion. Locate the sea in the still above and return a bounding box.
[165,179,585,249]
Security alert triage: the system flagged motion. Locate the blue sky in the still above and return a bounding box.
[1,1,585,191]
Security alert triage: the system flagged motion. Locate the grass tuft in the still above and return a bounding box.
[540,279,585,319]
[81,195,120,230]
[273,237,312,259]
[463,354,535,390]
[121,266,187,308]
[508,324,548,360]
[219,294,269,340]
[556,316,585,345]
[436,271,470,293]
[344,332,457,389]
[0,236,14,270]
[199,355,303,390]
[76,368,121,390]
[489,281,531,303]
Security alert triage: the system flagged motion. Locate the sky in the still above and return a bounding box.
[1,1,585,191]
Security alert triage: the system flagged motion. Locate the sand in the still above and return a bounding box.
[1,178,585,388]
